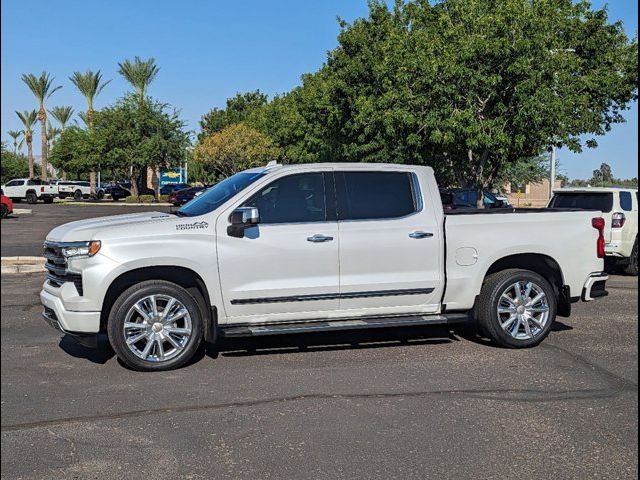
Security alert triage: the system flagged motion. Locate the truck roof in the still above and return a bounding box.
[246,162,434,174]
[553,187,638,194]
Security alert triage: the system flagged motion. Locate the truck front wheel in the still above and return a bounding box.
[107,280,204,371]
[26,192,37,204]
[475,269,556,348]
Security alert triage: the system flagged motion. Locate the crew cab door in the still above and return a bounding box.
[335,170,444,316]
[216,169,340,323]
[2,179,25,197]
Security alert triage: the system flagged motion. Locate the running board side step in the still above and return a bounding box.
[220,313,468,338]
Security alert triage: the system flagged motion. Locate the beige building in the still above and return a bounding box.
[506,178,563,208]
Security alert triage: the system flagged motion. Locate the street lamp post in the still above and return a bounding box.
[549,145,556,199]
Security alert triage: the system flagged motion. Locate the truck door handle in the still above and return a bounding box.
[409,231,434,239]
[307,234,334,243]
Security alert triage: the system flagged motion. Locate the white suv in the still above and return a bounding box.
[549,188,638,275]
[57,181,105,200]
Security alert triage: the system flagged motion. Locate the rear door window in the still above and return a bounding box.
[549,193,614,212]
[619,192,633,211]
[336,171,418,221]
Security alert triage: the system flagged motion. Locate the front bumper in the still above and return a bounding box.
[582,271,609,302]
[40,287,101,333]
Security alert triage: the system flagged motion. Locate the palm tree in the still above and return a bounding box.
[46,120,62,152]
[70,70,111,195]
[7,130,23,154]
[15,110,38,178]
[21,72,62,180]
[118,57,160,197]
[117,56,159,104]
[49,106,74,131]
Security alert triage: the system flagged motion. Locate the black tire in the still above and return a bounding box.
[97,190,105,200]
[74,190,82,200]
[624,239,638,276]
[475,269,557,348]
[26,192,37,204]
[112,196,120,201]
[1,204,8,219]
[43,197,54,204]
[59,194,67,199]
[107,280,204,371]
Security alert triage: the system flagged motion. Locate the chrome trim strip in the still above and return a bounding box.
[230,287,435,305]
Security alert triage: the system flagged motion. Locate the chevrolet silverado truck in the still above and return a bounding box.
[1,178,58,204]
[41,163,609,371]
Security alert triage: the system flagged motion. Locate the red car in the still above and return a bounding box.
[1,194,13,218]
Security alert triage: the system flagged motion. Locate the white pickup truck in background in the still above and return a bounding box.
[40,163,609,371]
[549,187,638,275]
[56,181,105,200]
[1,178,58,204]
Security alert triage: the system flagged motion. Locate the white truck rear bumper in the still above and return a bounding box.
[582,271,609,302]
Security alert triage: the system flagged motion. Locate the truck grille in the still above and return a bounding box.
[43,242,83,295]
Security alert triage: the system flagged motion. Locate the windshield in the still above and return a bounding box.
[177,171,266,217]
[549,193,614,212]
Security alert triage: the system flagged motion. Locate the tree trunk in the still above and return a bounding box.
[27,141,34,179]
[90,170,97,197]
[62,170,68,181]
[476,187,484,209]
[39,108,48,180]
[129,173,139,198]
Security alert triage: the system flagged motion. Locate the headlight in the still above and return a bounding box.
[61,241,101,258]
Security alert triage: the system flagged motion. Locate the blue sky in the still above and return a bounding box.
[1,0,637,180]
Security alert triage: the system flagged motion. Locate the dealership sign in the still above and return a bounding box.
[160,167,186,186]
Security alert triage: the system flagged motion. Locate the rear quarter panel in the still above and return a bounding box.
[444,211,603,310]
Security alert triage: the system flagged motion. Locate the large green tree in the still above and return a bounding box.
[21,72,62,180]
[250,0,636,206]
[117,57,159,105]
[1,142,39,184]
[90,94,189,197]
[199,91,268,139]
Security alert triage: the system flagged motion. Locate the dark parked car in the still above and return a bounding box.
[108,182,155,201]
[160,183,190,195]
[168,186,207,206]
[441,188,510,210]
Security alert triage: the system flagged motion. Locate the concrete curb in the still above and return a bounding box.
[13,208,33,215]
[1,257,46,274]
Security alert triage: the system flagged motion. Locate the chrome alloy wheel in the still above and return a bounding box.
[497,281,550,340]
[123,294,192,362]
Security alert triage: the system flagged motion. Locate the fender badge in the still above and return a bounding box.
[176,221,209,231]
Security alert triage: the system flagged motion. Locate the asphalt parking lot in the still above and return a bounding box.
[1,204,638,479]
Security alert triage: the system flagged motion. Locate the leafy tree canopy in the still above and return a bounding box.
[1,143,39,184]
[199,91,268,139]
[193,123,281,178]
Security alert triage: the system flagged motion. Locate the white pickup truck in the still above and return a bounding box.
[41,163,609,371]
[1,178,58,204]
[549,187,638,275]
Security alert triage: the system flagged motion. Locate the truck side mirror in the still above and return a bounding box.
[227,207,260,238]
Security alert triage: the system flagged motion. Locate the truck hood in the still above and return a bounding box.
[45,211,177,242]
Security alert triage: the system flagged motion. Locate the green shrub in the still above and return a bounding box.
[139,195,156,203]
[159,195,170,202]
[124,195,140,204]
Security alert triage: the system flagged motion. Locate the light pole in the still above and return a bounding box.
[549,145,556,199]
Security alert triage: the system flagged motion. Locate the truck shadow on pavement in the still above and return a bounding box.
[57,321,575,369]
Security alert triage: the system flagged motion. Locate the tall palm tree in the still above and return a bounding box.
[70,70,111,195]
[48,106,74,131]
[117,56,159,105]
[15,110,38,178]
[7,130,23,154]
[21,72,62,180]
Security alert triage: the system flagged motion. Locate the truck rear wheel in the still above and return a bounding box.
[624,239,638,276]
[107,280,204,371]
[26,192,37,204]
[475,269,556,348]
[74,190,82,200]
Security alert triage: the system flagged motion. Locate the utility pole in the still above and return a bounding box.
[549,145,556,199]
